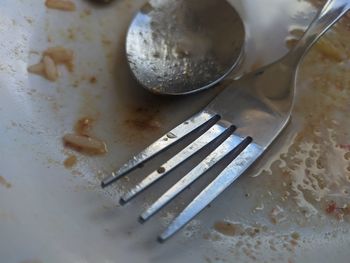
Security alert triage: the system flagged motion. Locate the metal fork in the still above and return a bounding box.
[102,0,349,242]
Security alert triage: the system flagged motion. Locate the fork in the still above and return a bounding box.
[101,0,349,242]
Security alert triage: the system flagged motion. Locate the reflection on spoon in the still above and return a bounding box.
[126,0,245,95]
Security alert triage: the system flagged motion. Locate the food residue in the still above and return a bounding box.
[211,221,265,239]
[324,201,350,221]
[44,46,74,72]
[74,117,93,136]
[315,36,344,61]
[45,0,76,11]
[253,14,350,227]
[325,201,337,214]
[63,133,107,155]
[63,155,77,168]
[213,221,238,236]
[63,117,107,155]
[28,46,74,81]
[43,55,58,81]
[0,176,12,189]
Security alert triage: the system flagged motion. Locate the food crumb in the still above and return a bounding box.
[0,176,12,189]
[63,117,107,155]
[43,55,58,81]
[43,46,74,72]
[315,37,344,61]
[64,155,77,168]
[63,133,107,155]
[27,62,45,76]
[27,46,74,81]
[45,0,76,11]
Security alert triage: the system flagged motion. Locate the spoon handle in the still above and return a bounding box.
[290,0,349,65]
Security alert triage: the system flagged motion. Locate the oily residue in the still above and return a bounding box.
[259,17,350,219]
[207,14,349,262]
[208,221,300,262]
[0,176,11,189]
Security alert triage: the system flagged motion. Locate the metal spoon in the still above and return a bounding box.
[126,0,245,95]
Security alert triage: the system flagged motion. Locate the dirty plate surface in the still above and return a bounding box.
[1,0,350,262]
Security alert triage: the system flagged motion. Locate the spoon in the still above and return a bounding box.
[126,0,245,95]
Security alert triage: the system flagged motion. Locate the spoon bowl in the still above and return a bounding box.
[126,0,245,95]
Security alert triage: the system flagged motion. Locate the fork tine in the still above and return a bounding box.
[120,122,235,204]
[139,133,244,222]
[158,140,263,242]
[101,110,219,188]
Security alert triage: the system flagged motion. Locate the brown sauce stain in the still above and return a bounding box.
[0,176,11,189]
[89,76,97,84]
[124,107,162,132]
[213,221,238,236]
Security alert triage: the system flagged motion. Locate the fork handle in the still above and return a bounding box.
[289,0,349,65]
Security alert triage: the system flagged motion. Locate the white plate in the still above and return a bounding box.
[1,0,350,262]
